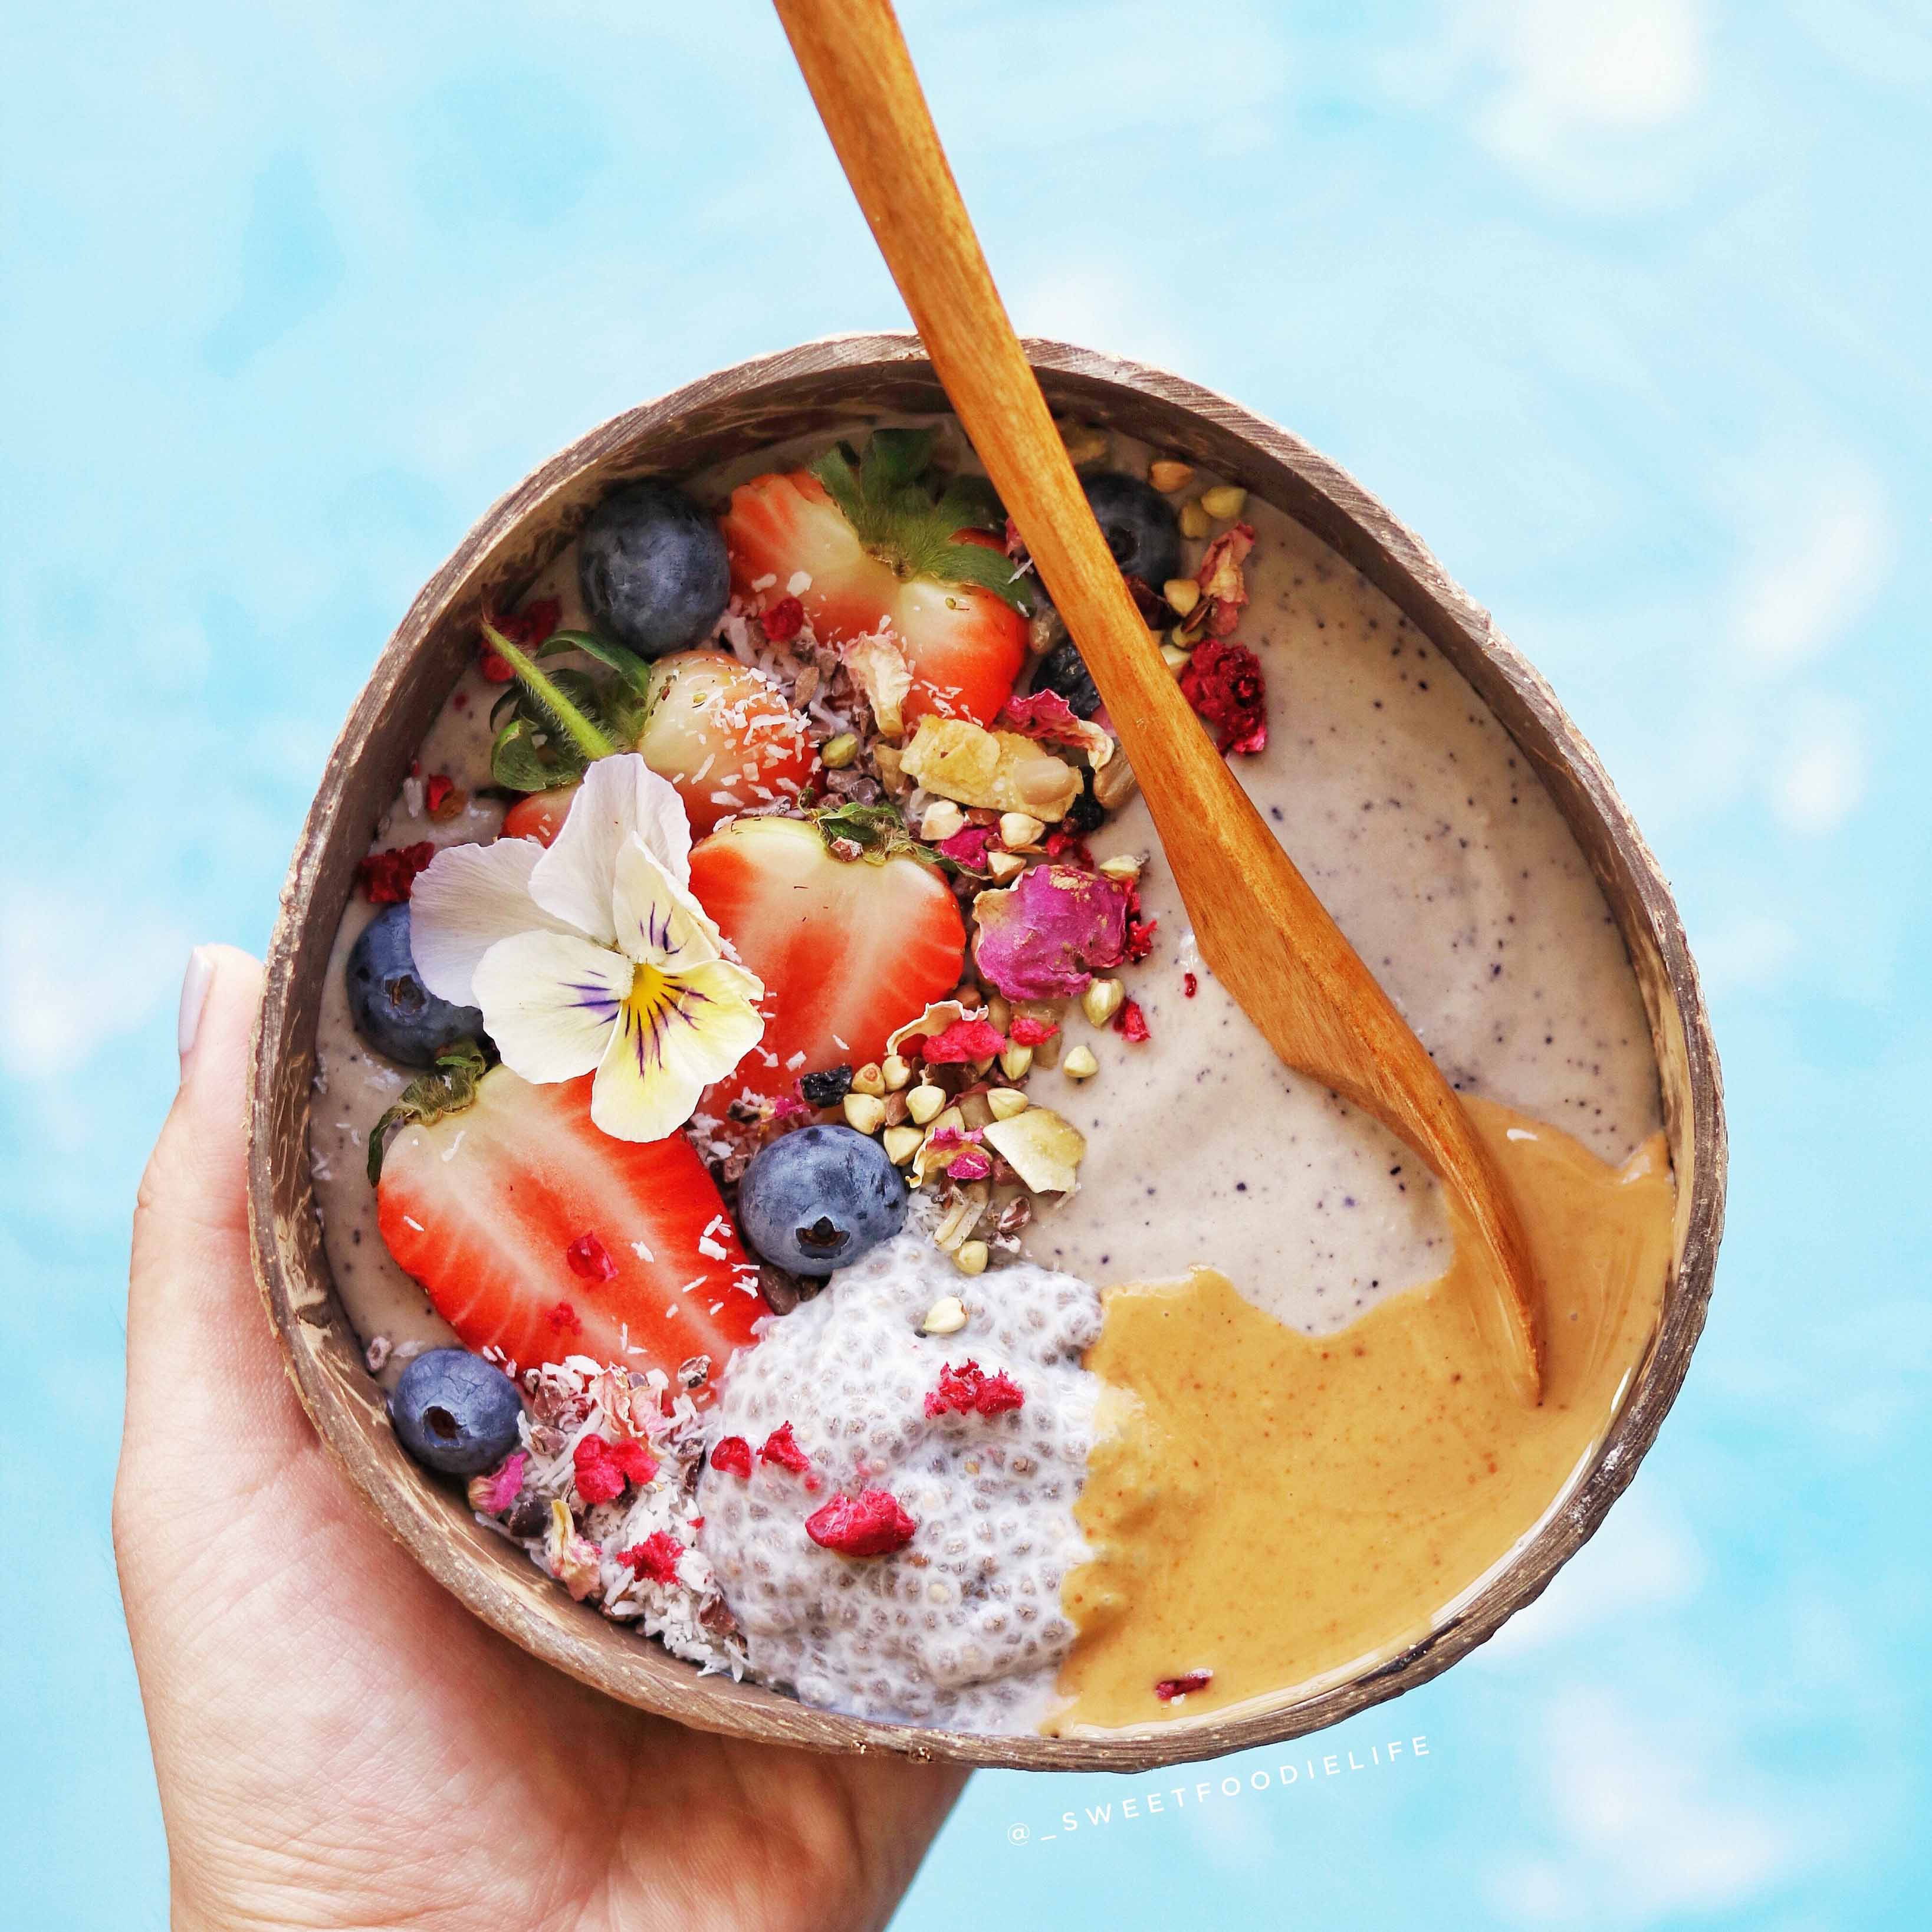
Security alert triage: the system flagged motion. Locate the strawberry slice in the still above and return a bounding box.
[719,429,1028,728]
[501,784,578,847]
[688,815,965,1100]
[635,649,819,835]
[375,1064,762,1388]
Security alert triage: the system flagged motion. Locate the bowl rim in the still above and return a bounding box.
[248,330,1726,1773]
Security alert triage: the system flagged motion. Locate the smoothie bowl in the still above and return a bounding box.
[249,334,1724,1772]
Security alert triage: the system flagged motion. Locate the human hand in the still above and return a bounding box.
[116,946,965,1931]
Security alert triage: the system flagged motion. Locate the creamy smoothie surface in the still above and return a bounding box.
[305,410,1675,1740]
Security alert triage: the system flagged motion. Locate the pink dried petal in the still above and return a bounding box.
[936,825,997,869]
[971,863,1132,1000]
[946,1149,993,1181]
[468,1451,527,1516]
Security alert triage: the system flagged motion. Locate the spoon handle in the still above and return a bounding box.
[773,0,1543,1401]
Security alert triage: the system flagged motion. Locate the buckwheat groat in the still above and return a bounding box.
[697,1234,1102,1732]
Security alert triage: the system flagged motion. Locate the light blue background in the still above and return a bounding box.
[6,2,1927,1925]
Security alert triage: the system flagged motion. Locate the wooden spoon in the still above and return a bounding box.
[773,0,1545,1402]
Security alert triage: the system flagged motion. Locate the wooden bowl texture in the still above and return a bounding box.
[249,334,1726,1773]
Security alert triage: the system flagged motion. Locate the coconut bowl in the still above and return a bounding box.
[248,333,1726,1773]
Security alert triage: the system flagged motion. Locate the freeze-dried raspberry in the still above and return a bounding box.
[759,1421,816,1480]
[761,594,805,643]
[709,1435,754,1478]
[1183,972,1198,998]
[566,1231,617,1282]
[573,1434,658,1506]
[358,842,436,904]
[548,1300,583,1336]
[1007,1015,1057,1047]
[920,1017,1007,1063]
[925,1359,1026,1418]
[804,1488,918,1558]
[1155,1669,1214,1701]
[1125,918,1158,963]
[618,1530,685,1586]
[481,596,562,679]
[1114,998,1151,1043]
[1179,638,1267,755]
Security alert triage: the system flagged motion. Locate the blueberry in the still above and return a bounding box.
[578,478,731,659]
[1083,471,1181,589]
[347,903,486,1067]
[1033,637,1103,719]
[1063,773,1108,834]
[737,1125,908,1277]
[389,1348,523,1476]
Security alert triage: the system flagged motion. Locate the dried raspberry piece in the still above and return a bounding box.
[1155,1669,1214,1701]
[548,1300,582,1335]
[1179,638,1267,755]
[1114,998,1151,1043]
[1125,918,1158,963]
[618,1530,685,1586]
[480,597,562,680]
[423,772,456,817]
[759,1421,816,1481]
[709,1435,754,1479]
[1183,972,1198,998]
[573,1434,658,1506]
[920,1017,1007,1063]
[761,594,805,643]
[566,1231,617,1283]
[1041,829,1095,867]
[1007,1014,1057,1047]
[804,1488,918,1558]
[925,1359,1026,1418]
[357,842,436,904]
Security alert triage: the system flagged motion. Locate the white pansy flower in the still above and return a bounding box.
[409,755,764,1142]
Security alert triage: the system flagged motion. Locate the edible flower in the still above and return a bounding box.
[410,754,765,1142]
[971,863,1132,1000]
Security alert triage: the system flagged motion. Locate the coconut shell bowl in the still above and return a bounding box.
[248,333,1726,1774]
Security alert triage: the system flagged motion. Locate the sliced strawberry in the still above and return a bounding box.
[501,784,579,847]
[376,1067,761,1388]
[636,650,819,836]
[688,816,965,1100]
[719,432,1028,728]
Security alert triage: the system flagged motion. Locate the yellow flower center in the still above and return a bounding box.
[622,960,677,1037]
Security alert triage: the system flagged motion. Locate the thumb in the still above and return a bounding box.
[121,945,315,1514]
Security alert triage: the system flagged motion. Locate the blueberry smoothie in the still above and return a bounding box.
[305,412,1673,1736]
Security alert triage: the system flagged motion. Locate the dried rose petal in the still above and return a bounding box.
[467,1451,527,1516]
[995,690,1115,769]
[936,824,997,870]
[804,1487,918,1558]
[946,1149,993,1181]
[972,864,1132,1000]
[543,1498,602,1600]
[1194,522,1253,636]
[709,1435,754,1478]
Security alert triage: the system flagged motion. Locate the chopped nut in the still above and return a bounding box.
[920,799,965,842]
[1200,484,1248,520]
[953,1240,990,1277]
[883,1125,925,1166]
[906,1084,947,1126]
[1148,458,1195,493]
[1164,577,1202,616]
[998,811,1046,849]
[1081,978,1125,1027]
[1063,1044,1099,1082]
[1059,421,1110,468]
[820,732,859,770]
[851,1062,886,1097]
[998,1041,1033,1080]
[933,1182,989,1250]
[881,1053,913,1091]
[987,1087,1030,1121]
[983,1108,1087,1192]
[873,742,908,795]
[1092,753,1139,811]
[986,850,1026,883]
[843,1093,887,1133]
[921,1294,968,1335]
[1161,643,1191,673]
[882,1089,911,1126]
[1179,498,1213,540]
[1096,853,1142,882]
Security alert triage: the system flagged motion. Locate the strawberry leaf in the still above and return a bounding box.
[538,627,655,701]
[367,1039,489,1185]
[808,799,939,868]
[481,617,620,767]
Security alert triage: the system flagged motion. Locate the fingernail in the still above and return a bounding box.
[178,947,216,1067]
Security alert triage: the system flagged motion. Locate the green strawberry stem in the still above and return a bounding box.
[367,1039,489,1185]
[482,617,620,764]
